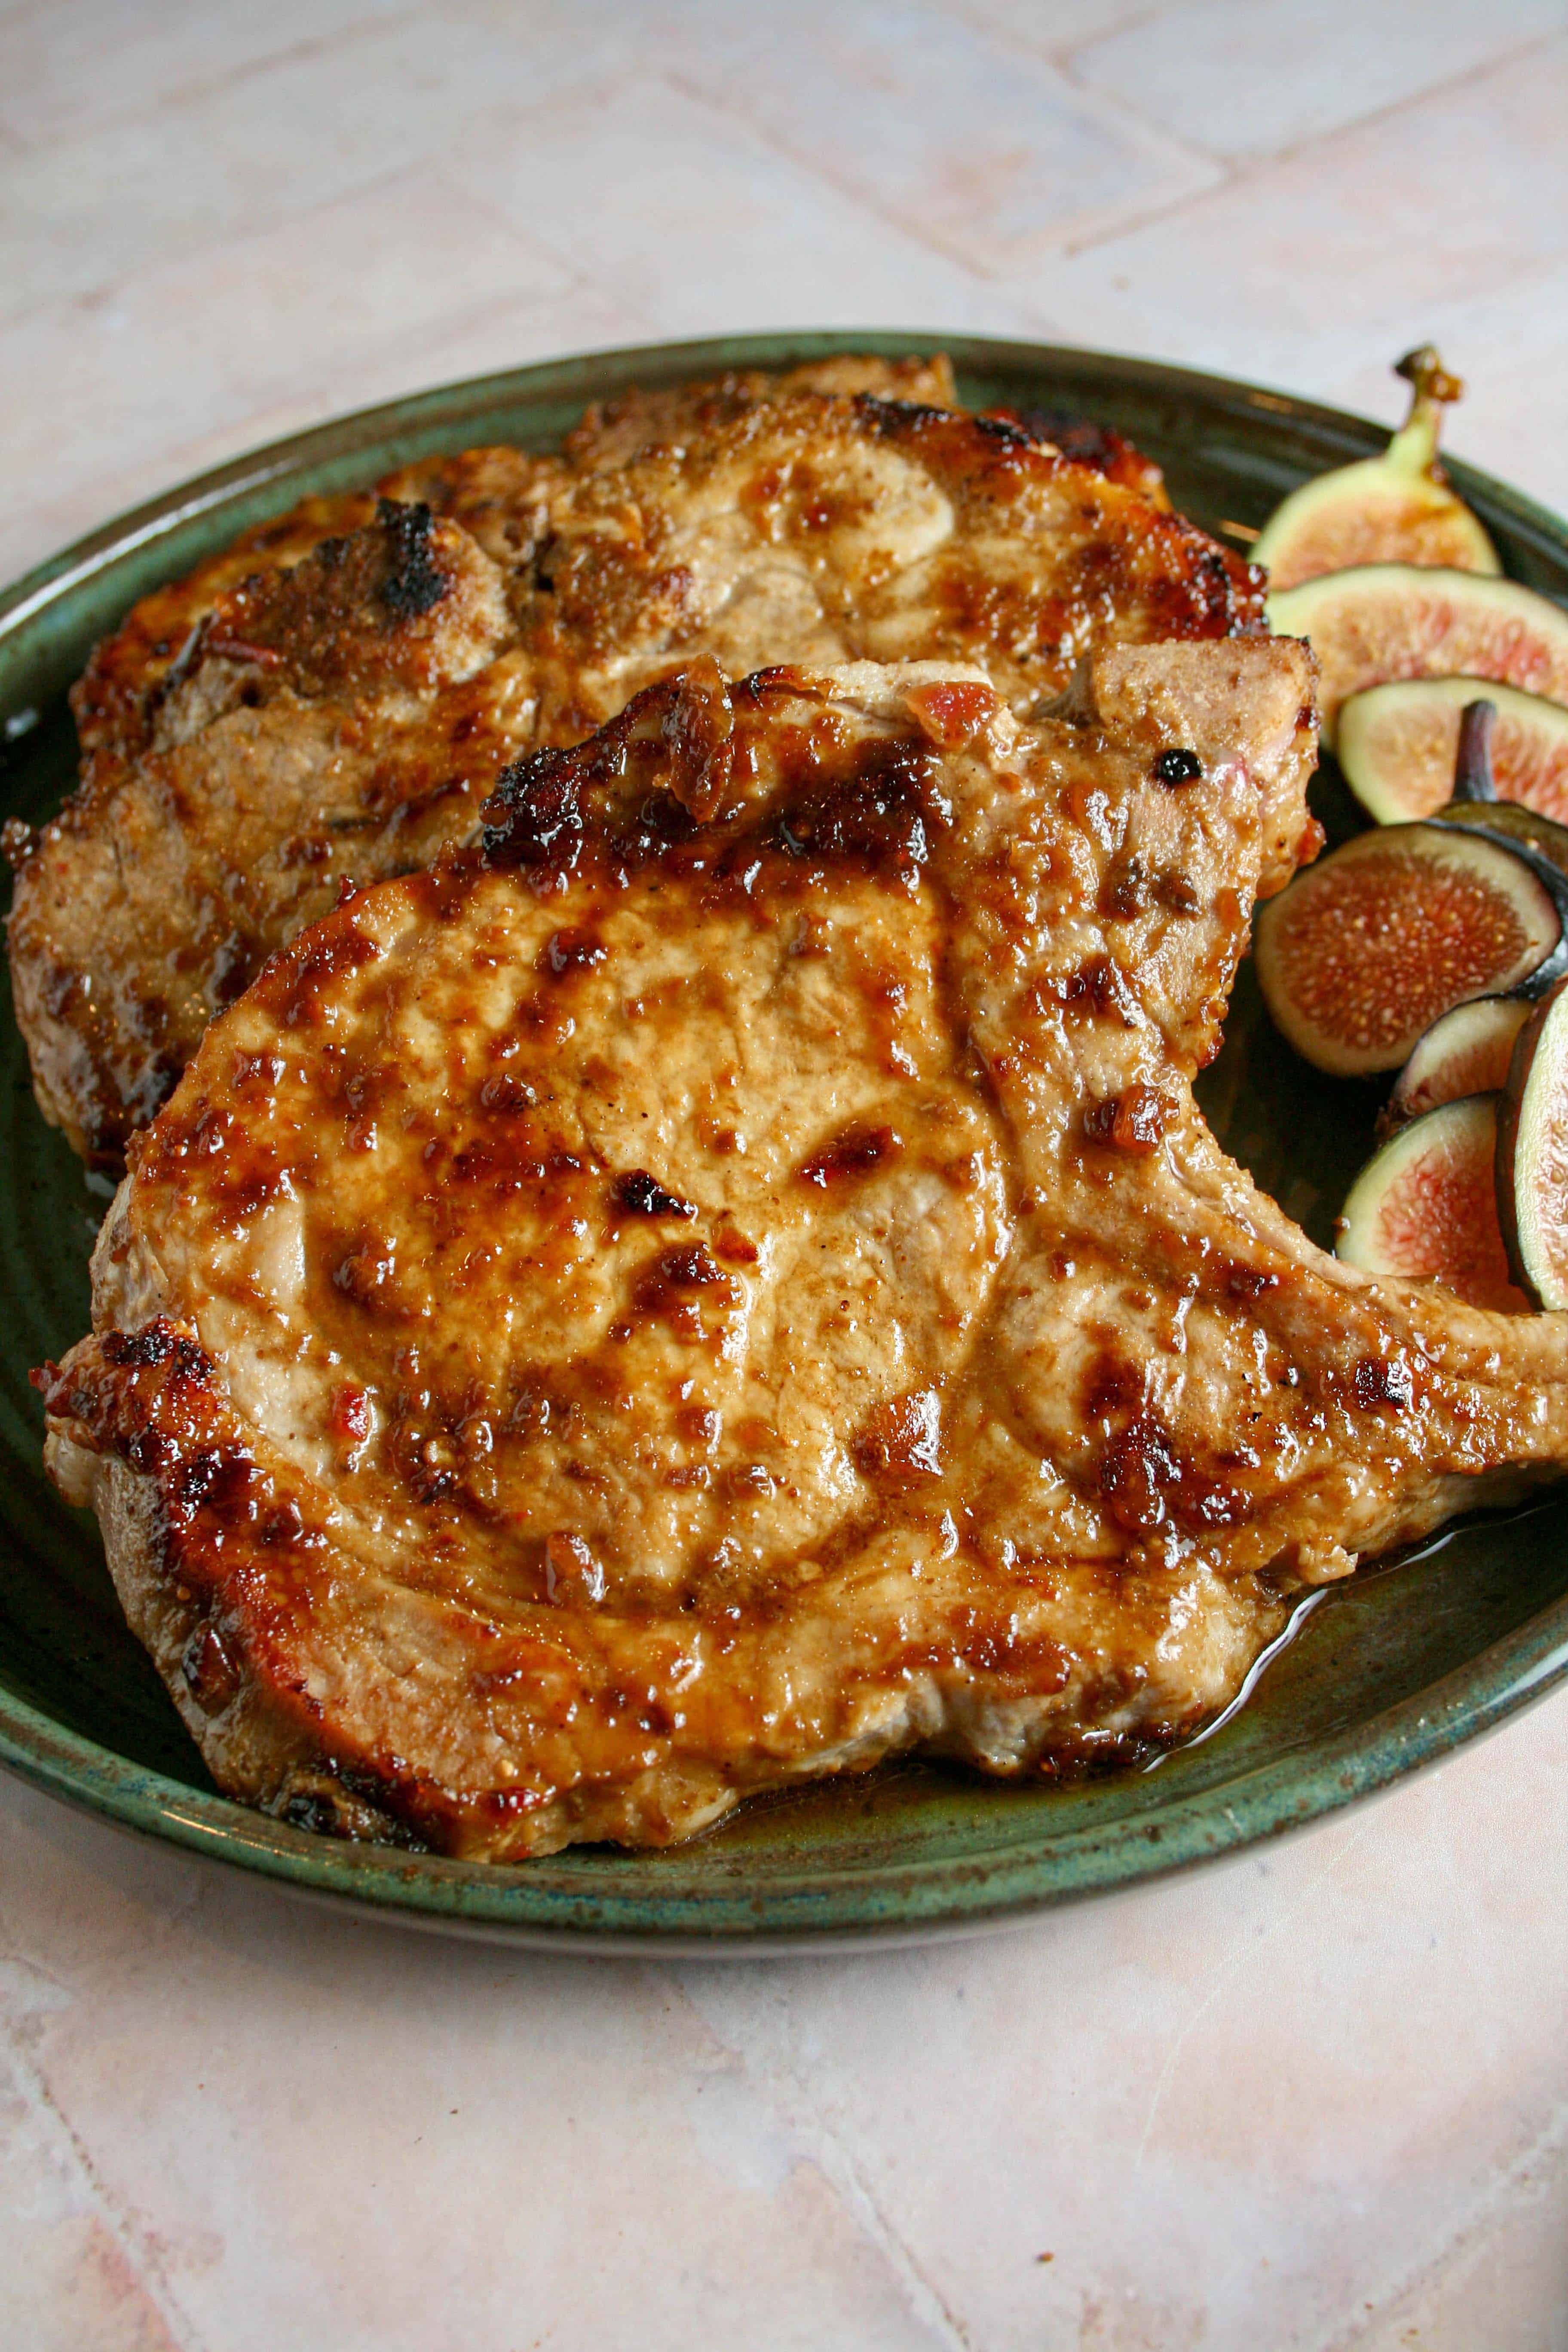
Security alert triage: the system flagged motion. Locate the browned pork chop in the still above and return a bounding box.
[9,370,1255,1164]
[496,389,1235,747]
[59,359,960,772]
[554,349,962,475]
[10,502,531,1145]
[44,640,1568,1863]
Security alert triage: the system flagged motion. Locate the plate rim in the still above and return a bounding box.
[5,1596,1567,1951]
[5,326,1568,1951]
[7,328,1568,648]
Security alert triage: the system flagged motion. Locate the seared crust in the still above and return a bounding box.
[556,352,960,472]
[52,640,1568,1865]
[515,392,1259,747]
[67,358,959,755]
[9,361,1257,1165]
[70,491,381,766]
[10,500,525,1155]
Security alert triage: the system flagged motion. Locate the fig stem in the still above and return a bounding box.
[1453,698,1499,802]
[1389,344,1464,479]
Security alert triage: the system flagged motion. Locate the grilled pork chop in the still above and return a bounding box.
[9,371,1253,1164]
[43,640,1568,1861]
[63,357,963,759]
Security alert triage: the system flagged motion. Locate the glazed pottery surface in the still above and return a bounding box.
[4,332,1567,1948]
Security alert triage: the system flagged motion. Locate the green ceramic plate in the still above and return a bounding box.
[4,331,1568,1951]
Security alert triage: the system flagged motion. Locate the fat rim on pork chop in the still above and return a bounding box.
[41,637,1568,1864]
[6,358,1262,1166]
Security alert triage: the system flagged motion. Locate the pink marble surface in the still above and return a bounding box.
[3,3,1568,2343]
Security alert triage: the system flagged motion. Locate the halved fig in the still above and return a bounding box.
[1426,698,1568,892]
[1385,995,1531,1127]
[1254,822,1565,1076]
[1498,977,1568,1309]
[1339,676,1568,825]
[1337,1094,1529,1311]
[1266,566,1568,747]
[1254,347,1499,593]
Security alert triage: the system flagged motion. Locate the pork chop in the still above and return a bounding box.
[9,374,1254,1163]
[9,500,530,1147]
[60,357,961,771]
[42,638,1566,1862]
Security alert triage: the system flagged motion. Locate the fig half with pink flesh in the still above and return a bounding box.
[1498,977,1568,1310]
[1254,347,1499,594]
[1267,565,1568,747]
[1385,995,1531,1128]
[1339,676,1568,825]
[1433,782,1568,880]
[1427,698,1568,890]
[1254,822,1566,1076]
[1337,1094,1529,1313]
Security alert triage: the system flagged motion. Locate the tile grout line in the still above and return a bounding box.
[948,0,1169,75]
[654,57,1219,289]
[1059,23,1568,256]
[419,147,647,327]
[0,1994,214,2352]
[1323,2091,1568,2352]
[0,128,583,343]
[1133,1813,1381,2173]
[653,62,992,285]
[1057,172,1234,261]
[0,163,596,468]
[653,1966,977,2351]
[0,263,628,591]
[432,50,1013,299]
[0,2,424,155]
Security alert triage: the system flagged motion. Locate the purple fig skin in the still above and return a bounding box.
[1338,1092,1529,1312]
[1435,803,1568,874]
[1381,994,1531,1136]
[1256,821,1566,1077]
[1338,677,1568,829]
[1428,807,1568,994]
[1452,699,1498,803]
[1498,978,1568,1309]
[1267,565,1568,746]
[1496,1001,1540,1292]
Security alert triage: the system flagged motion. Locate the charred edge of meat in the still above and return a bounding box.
[486,680,954,890]
[277,1787,355,1838]
[1002,410,1147,475]
[481,669,729,874]
[483,744,591,871]
[1198,545,1267,635]
[481,741,694,876]
[772,738,952,876]
[102,1319,216,1380]
[31,1319,222,1491]
[614,1169,696,1219]
[853,392,1162,477]
[374,498,447,619]
[853,393,1035,454]
[854,395,1261,632]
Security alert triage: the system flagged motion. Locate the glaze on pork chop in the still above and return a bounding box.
[44,639,1568,1862]
[60,357,963,765]
[9,367,1256,1163]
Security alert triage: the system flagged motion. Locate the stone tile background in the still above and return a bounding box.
[2,3,1566,2344]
